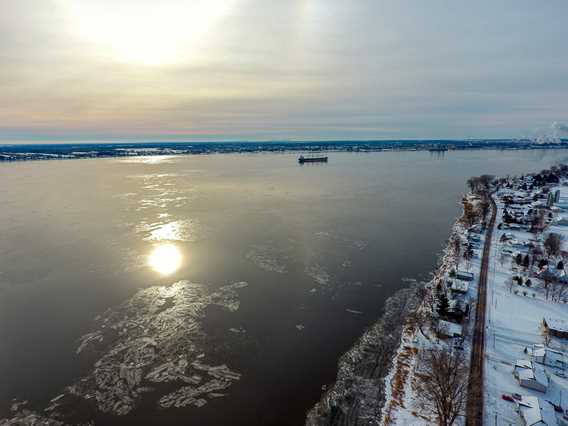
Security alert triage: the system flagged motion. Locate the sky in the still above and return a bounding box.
[1,0,568,143]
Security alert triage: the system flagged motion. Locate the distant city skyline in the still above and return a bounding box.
[1,0,568,143]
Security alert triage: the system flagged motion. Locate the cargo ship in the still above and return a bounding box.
[298,154,328,164]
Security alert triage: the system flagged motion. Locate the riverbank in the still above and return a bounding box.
[1,140,568,162]
[307,183,492,425]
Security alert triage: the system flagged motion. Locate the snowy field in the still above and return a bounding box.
[484,184,568,426]
[382,173,568,426]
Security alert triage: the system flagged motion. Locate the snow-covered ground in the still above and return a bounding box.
[484,183,568,426]
[382,171,568,426]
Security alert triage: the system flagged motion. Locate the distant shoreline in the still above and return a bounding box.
[1,140,568,162]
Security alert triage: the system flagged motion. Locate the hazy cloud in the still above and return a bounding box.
[1,0,568,142]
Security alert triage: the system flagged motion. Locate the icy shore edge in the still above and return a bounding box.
[306,214,466,426]
[305,286,421,426]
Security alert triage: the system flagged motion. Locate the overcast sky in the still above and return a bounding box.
[1,0,567,143]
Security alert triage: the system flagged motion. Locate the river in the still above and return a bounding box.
[0,149,566,425]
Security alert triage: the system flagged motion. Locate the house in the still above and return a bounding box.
[450,280,469,294]
[437,320,463,338]
[469,224,483,234]
[456,270,474,281]
[513,360,548,392]
[516,396,557,426]
[543,317,568,339]
[525,344,565,369]
[447,298,469,323]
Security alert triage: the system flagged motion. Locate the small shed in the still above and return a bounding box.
[513,360,548,393]
[543,317,568,339]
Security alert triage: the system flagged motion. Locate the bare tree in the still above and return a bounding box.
[551,279,568,303]
[452,235,462,262]
[479,198,490,224]
[479,174,495,190]
[467,175,495,195]
[417,347,469,426]
[544,233,562,257]
[462,200,480,227]
[463,244,474,270]
[505,276,514,293]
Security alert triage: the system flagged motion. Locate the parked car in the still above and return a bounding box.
[502,394,514,402]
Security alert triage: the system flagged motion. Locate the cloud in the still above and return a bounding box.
[2,0,568,142]
[552,122,568,135]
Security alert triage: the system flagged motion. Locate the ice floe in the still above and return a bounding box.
[305,264,331,287]
[44,280,245,417]
[245,245,288,273]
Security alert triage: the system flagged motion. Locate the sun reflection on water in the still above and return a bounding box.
[149,244,182,275]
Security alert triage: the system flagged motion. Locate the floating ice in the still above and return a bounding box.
[63,280,245,416]
[245,245,287,273]
[76,331,103,355]
[305,264,331,287]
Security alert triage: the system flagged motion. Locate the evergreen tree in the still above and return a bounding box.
[522,255,530,269]
[437,292,450,317]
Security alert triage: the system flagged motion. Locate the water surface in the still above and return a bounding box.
[1,149,566,425]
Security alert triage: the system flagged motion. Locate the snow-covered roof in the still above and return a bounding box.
[517,396,557,426]
[514,361,548,388]
[544,316,568,333]
[525,345,565,366]
[515,359,532,369]
[450,281,469,293]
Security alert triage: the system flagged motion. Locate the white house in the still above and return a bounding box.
[450,280,469,294]
[517,396,557,426]
[513,360,548,392]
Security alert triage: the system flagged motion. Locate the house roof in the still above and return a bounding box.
[450,281,469,293]
[544,317,568,333]
[515,359,533,369]
[526,344,565,366]
[514,361,548,388]
[517,396,557,426]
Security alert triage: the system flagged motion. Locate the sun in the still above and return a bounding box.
[149,244,183,275]
[60,0,236,65]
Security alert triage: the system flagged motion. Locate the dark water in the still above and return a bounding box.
[1,149,567,425]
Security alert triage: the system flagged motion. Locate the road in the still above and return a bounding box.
[465,194,497,426]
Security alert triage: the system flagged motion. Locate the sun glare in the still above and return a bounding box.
[149,244,183,275]
[61,0,236,65]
